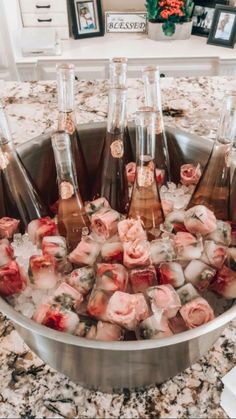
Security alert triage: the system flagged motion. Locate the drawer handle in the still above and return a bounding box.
[37,18,52,22]
[36,5,51,8]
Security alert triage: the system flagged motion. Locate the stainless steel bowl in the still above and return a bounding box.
[0,122,235,392]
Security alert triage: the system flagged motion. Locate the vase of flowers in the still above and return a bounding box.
[146,0,194,40]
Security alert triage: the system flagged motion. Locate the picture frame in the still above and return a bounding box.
[207,4,236,48]
[69,0,104,39]
[191,1,228,37]
[105,12,147,33]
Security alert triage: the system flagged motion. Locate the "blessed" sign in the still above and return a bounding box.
[105,12,147,33]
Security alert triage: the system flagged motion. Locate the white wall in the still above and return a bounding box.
[102,0,145,11]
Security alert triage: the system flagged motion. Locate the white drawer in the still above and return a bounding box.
[22,13,68,27]
[19,0,67,14]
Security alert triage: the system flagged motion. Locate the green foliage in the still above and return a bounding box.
[145,0,158,20]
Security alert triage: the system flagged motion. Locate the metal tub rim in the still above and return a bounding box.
[1,296,235,351]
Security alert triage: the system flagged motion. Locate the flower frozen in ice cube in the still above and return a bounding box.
[33,302,79,333]
[0,217,20,239]
[68,236,101,266]
[129,266,157,293]
[159,262,185,288]
[184,205,217,236]
[180,297,214,329]
[27,217,57,247]
[0,239,14,267]
[150,238,176,265]
[28,254,58,289]
[139,311,173,340]
[147,284,181,319]
[184,260,216,292]
[0,260,26,297]
[67,266,95,296]
[96,263,128,292]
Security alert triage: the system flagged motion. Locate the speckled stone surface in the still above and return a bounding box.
[0,76,236,418]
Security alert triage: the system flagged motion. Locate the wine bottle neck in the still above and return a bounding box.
[109,57,127,88]
[216,95,236,145]
[135,110,157,163]
[57,64,75,113]
[107,87,127,134]
[51,131,79,197]
[58,111,76,134]
[142,66,163,115]
[0,106,13,145]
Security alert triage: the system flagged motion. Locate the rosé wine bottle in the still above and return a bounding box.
[51,131,90,251]
[0,106,50,229]
[128,109,164,239]
[109,57,133,163]
[93,87,129,214]
[57,64,89,201]
[142,65,170,184]
[187,94,236,220]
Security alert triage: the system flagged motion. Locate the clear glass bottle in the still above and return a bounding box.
[51,131,90,251]
[109,57,133,163]
[93,87,129,214]
[0,105,50,229]
[128,109,164,239]
[57,63,89,201]
[142,65,170,184]
[188,94,236,220]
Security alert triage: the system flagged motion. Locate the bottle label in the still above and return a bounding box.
[60,181,74,199]
[137,164,155,187]
[0,151,9,170]
[110,139,124,158]
[59,113,75,135]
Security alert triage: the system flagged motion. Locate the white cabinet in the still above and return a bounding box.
[19,0,69,39]
[0,2,18,80]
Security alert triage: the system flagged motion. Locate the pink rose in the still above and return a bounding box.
[0,260,26,297]
[67,267,95,296]
[210,265,236,299]
[68,236,100,266]
[42,236,67,261]
[159,262,185,288]
[123,239,151,269]
[180,297,214,329]
[0,217,20,239]
[101,241,123,263]
[147,284,181,319]
[107,291,149,330]
[126,162,136,185]
[201,240,227,269]
[27,217,57,246]
[118,218,147,242]
[28,254,58,289]
[180,163,201,186]
[96,263,128,292]
[174,232,203,260]
[95,321,124,341]
[129,266,157,293]
[87,287,111,321]
[206,220,231,246]
[85,197,110,217]
[91,208,120,239]
[140,312,173,339]
[33,302,79,333]
[184,205,217,236]
[0,239,14,267]
[184,260,216,292]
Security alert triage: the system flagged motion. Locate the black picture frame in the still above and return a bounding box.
[69,0,104,39]
[192,1,228,37]
[207,4,236,48]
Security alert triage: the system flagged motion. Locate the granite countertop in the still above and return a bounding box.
[0,76,236,418]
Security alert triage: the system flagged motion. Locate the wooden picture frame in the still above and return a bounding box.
[207,4,236,48]
[192,0,228,37]
[69,0,104,39]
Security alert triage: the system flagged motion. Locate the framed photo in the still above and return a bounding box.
[207,4,236,48]
[69,0,104,39]
[192,1,228,37]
